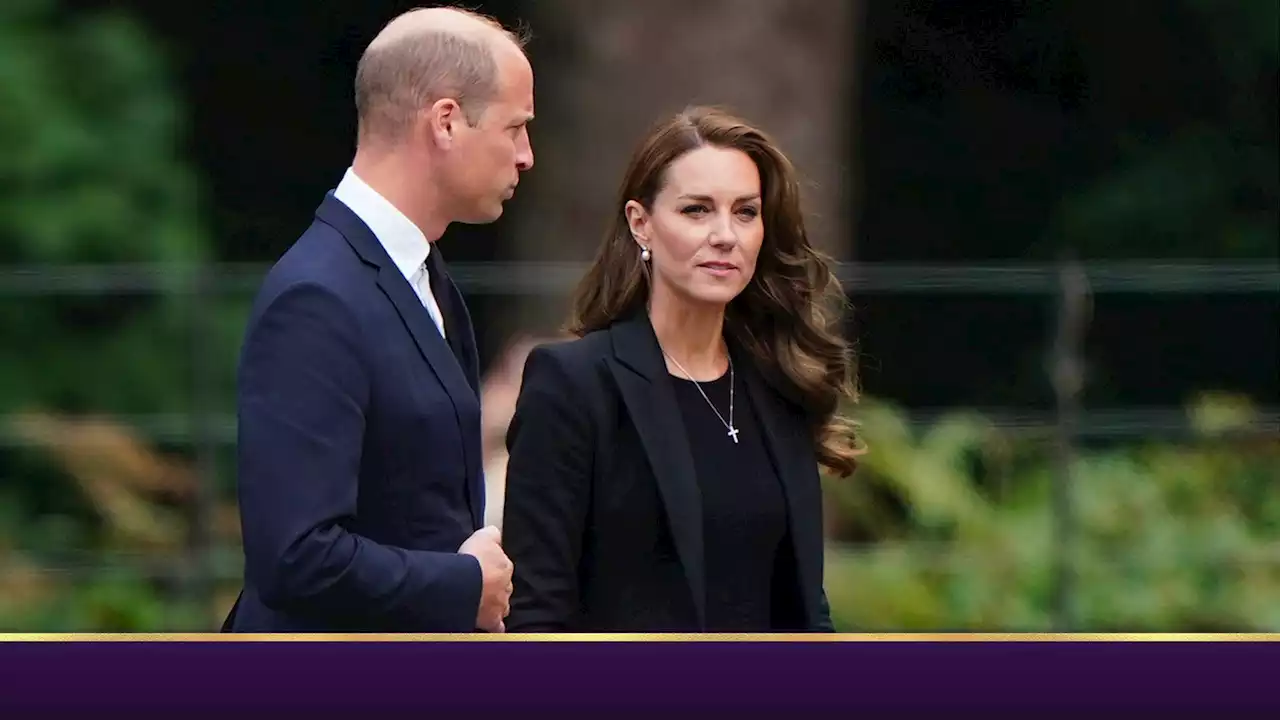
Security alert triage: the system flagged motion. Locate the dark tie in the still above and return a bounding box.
[425,248,465,366]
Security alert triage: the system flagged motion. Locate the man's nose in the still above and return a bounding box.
[516,133,534,171]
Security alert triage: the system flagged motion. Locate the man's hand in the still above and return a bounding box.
[458,525,513,632]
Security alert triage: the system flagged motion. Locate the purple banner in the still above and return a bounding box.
[1,635,1275,714]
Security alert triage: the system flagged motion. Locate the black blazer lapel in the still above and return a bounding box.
[735,343,826,628]
[607,315,707,629]
[315,194,485,528]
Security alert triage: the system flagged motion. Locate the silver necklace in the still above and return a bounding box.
[663,350,739,444]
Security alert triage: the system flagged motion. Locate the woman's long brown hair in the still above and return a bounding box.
[567,106,862,477]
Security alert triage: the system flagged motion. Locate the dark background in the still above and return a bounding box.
[64,0,1280,411]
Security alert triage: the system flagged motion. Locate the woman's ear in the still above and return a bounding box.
[624,200,649,249]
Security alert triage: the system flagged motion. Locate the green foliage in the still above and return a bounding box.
[0,0,203,266]
[0,412,244,631]
[0,393,1274,632]
[0,0,244,629]
[0,0,225,418]
[824,395,1280,631]
[9,567,178,632]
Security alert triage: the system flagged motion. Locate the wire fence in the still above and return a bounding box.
[2,258,1277,630]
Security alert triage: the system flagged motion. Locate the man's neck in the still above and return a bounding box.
[351,149,448,243]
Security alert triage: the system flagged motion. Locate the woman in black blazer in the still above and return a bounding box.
[502,106,862,633]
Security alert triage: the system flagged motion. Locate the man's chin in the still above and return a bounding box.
[457,205,505,225]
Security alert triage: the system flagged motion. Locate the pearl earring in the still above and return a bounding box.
[640,247,651,262]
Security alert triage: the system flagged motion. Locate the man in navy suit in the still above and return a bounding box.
[224,7,535,633]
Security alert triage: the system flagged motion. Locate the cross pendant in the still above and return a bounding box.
[727,426,740,444]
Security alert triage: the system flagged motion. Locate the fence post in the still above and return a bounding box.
[1049,255,1091,631]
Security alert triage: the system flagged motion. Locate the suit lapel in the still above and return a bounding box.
[374,265,476,410]
[735,344,825,626]
[607,315,707,629]
[316,194,485,529]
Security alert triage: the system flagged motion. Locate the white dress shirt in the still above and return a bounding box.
[333,168,446,340]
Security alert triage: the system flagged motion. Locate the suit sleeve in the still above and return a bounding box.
[501,346,595,632]
[236,281,482,631]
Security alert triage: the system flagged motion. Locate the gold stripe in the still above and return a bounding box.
[0,633,1276,642]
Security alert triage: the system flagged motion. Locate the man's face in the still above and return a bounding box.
[443,44,535,224]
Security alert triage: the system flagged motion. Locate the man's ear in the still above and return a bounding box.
[624,200,649,248]
[425,98,463,148]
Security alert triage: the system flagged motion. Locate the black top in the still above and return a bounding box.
[502,315,834,633]
[670,368,790,632]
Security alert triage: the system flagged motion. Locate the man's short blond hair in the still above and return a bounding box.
[354,8,529,144]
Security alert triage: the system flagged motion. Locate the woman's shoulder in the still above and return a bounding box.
[527,328,612,368]
[514,331,618,429]
[520,329,614,391]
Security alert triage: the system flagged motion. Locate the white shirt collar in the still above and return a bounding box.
[333,167,430,282]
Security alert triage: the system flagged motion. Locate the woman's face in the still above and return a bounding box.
[626,145,765,310]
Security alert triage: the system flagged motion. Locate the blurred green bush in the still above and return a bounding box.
[0,0,243,632]
[824,394,1280,632]
[2,395,1274,632]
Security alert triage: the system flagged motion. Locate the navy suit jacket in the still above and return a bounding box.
[224,193,487,632]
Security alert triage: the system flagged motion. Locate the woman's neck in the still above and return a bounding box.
[648,290,728,381]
